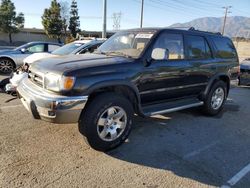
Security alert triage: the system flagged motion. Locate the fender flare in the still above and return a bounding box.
[83,79,141,108]
[202,73,230,100]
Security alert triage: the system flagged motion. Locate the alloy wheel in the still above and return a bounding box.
[211,87,225,110]
[97,106,127,142]
[0,59,14,73]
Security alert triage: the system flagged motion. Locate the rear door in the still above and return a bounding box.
[183,34,214,95]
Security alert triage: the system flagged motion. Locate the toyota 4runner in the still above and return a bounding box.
[17,28,239,151]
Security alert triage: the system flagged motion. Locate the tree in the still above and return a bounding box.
[68,0,80,38]
[42,0,63,43]
[0,0,25,43]
[59,1,69,38]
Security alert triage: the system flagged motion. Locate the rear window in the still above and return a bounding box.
[212,37,237,59]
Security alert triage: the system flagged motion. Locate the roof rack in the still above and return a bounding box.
[188,27,222,35]
[167,26,191,30]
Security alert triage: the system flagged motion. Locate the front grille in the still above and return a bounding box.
[28,71,44,88]
[241,69,250,74]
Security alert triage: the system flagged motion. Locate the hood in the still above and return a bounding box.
[240,60,250,70]
[24,52,57,64]
[30,53,132,75]
[0,49,17,55]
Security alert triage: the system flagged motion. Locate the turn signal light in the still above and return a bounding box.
[63,76,75,90]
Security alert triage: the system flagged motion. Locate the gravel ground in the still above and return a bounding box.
[0,79,250,188]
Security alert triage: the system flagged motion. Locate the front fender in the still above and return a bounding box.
[83,79,141,102]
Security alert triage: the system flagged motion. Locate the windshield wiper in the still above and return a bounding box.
[105,51,133,58]
[93,50,107,55]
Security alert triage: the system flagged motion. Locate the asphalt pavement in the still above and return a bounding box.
[0,77,250,187]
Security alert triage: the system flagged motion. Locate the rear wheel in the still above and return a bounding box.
[78,93,134,151]
[203,81,227,116]
[0,58,15,74]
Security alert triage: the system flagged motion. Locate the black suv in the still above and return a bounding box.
[17,28,239,151]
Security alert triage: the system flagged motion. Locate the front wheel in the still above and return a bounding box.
[78,93,134,151]
[0,58,15,74]
[203,81,227,116]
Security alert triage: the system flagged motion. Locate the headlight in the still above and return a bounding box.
[45,73,75,92]
[45,73,60,92]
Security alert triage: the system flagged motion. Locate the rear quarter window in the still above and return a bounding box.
[212,37,237,59]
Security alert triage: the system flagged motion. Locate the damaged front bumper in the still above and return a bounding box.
[17,78,88,124]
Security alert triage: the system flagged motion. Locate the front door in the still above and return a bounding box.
[139,32,191,104]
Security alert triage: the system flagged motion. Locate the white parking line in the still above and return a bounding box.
[221,163,250,188]
[183,141,219,160]
[0,104,23,110]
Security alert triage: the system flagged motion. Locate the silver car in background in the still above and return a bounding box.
[0,41,62,74]
[3,39,105,94]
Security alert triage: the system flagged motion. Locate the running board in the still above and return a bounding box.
[142,98,204,116]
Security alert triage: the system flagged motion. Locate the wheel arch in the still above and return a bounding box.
[84,80,142,115]
[0,56,16,68]
[202,74,230,100]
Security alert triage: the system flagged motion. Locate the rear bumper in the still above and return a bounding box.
[17,78,88,124]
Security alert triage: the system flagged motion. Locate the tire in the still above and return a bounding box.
[203,80,227,116]
[0,78,10,89]
[238,76,241,86]
[78,92,134,151]
[0,58,15,74]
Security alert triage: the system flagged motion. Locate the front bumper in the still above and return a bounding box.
[17,78,88,124]
[239,72,250,86]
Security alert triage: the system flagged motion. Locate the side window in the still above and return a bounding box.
[27,44,45,53]
[186,35,212,59]
[48,44,60,52]
[212,37,237,58]
[153,33,184,60]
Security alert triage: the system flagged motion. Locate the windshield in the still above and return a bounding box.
[97,31,156,58]
[14,43,30,51]
[52,42,84,55]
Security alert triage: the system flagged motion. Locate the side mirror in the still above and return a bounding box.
[20,48,27,53]
[151,48,169,60]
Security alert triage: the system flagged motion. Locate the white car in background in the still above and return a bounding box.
[4,39,106,94]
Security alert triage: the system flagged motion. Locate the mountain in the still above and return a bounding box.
[169,16,250,38]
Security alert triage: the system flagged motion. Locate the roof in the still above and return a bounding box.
[73,40,93,44]
[26,41,62,45]
[121,27,223,37]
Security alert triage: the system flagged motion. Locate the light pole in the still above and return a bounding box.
[140,0,144,28]
[222,6,232,35]
[102,0,107,38]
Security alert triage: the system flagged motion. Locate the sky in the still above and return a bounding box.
[11,0,250,31]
